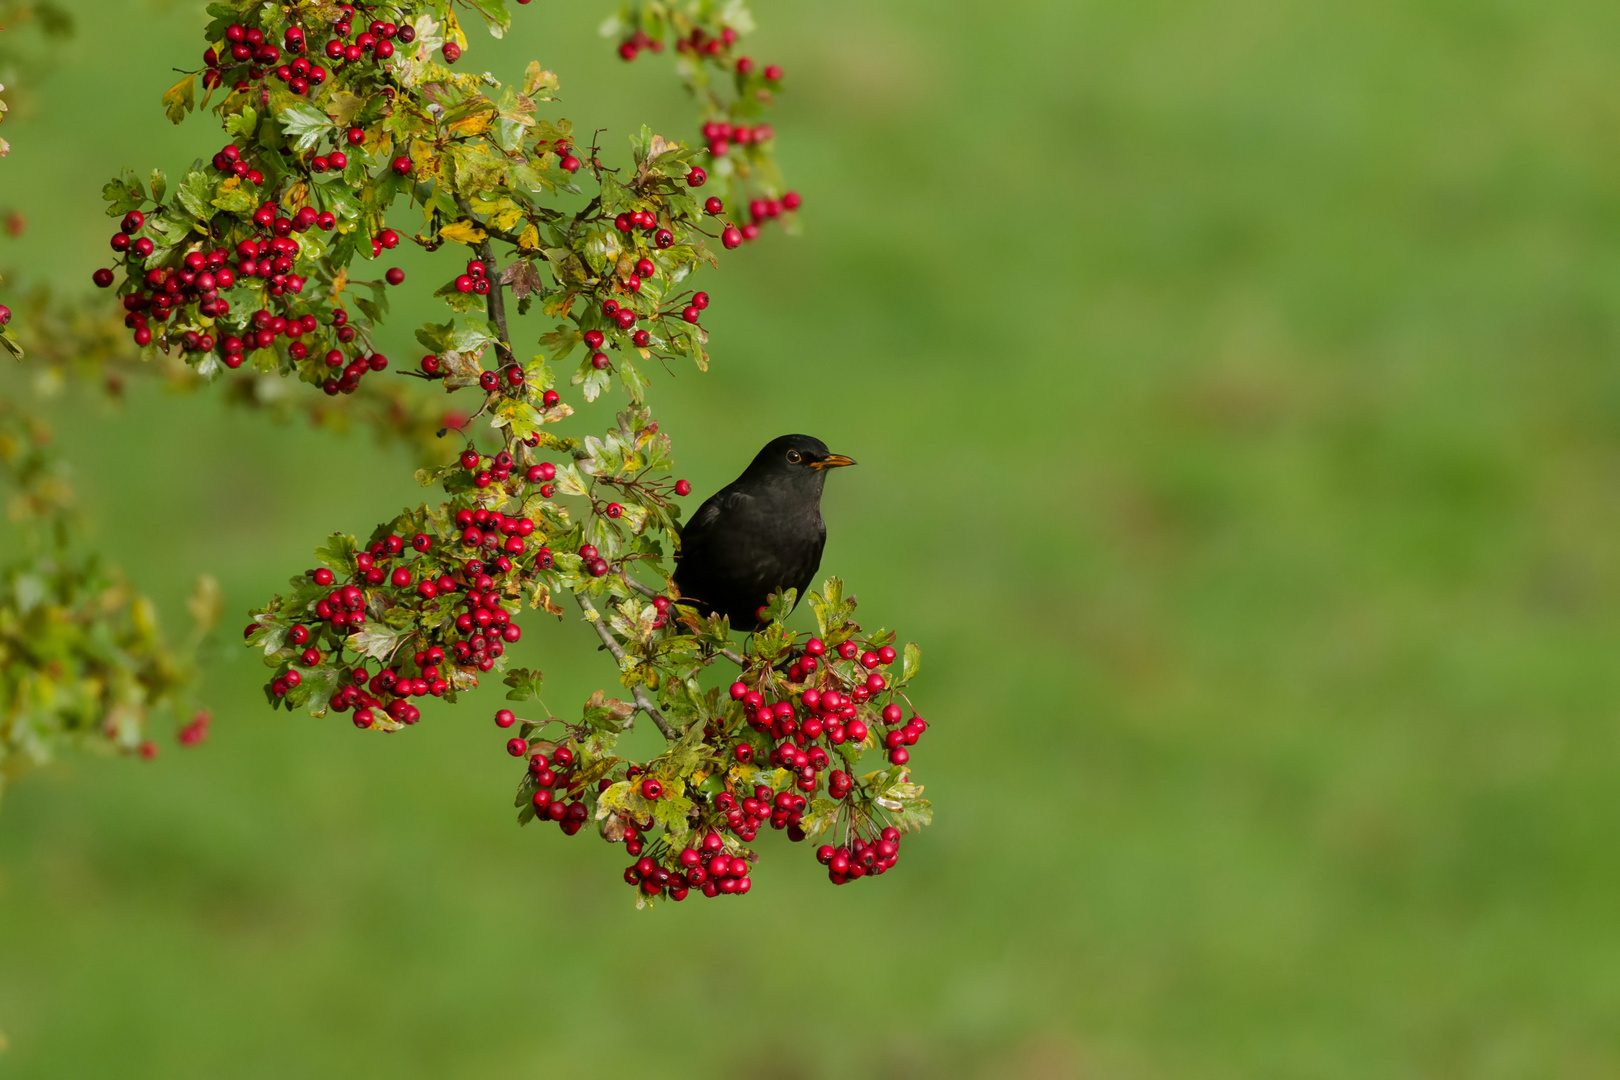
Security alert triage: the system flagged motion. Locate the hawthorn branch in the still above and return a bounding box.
[574,591,680,740]
[456,196,515,365]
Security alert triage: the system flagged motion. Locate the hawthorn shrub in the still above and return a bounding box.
[16,0,933,905]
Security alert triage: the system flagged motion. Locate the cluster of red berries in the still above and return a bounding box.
[452,259,493,296]
[101,248,240,352]
[675,25,739,59]
[715,189,802,249]
[626,833,754,900]
[517,744,591,835]
[203,9,415,94]
[208,143,266,186]
[817,828,904,885]
[508,624,926,898]
[700,119,776,158]
[178,711,212,747]
[255,502,561,728]
[615,28,665,62]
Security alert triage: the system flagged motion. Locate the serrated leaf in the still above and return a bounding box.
[439,219,489,245]
[326,90,367,128]
[347,622,412,662]
[524,62,559,98]
[224,105,258,138]
[174,169,213,222]
[211,176,258,213]
[555,462,590,497]
[504,666,544,700]
[902,642,921,684]
[102,168,146,215]
[162,73,196,125]
[278,103,335,152]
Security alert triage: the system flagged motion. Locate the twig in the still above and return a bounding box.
[574,592,680,740]
[455,196,515,365]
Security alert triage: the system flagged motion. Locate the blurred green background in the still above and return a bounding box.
[4,0,1620,1076]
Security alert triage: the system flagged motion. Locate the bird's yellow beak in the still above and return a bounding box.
[810,453,857,470]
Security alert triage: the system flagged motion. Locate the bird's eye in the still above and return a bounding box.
[786,449,803,464]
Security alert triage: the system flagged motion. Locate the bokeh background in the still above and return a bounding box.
[4,0,1620,1076]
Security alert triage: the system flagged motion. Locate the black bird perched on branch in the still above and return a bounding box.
[673,434,857,628]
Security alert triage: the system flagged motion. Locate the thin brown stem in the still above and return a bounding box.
[455,197,515,365]
[575,592,680,740]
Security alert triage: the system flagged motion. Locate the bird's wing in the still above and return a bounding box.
[788,516,827,608]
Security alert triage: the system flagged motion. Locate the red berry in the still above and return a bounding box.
[560,154,582,172]
[674,479,692,496]
[783,191,802,211]
[705,197,724,215]
[442,41,461,63]
[495,709,516,728]
[385,267,405,285]
[92,269,114,288]
[687,166,707,187]
[641,778,663,799]
[730,681,748,700]
[722,226,743,249]
[506,738,527,756]
[392,156,412,175]
[542,390,560,407]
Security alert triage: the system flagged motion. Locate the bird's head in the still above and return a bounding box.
[743,434,856,495]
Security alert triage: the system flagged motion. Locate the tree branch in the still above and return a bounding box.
[574,591,680,739]
[455,197,515,365]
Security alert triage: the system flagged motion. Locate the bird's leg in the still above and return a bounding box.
[574,592,680,740]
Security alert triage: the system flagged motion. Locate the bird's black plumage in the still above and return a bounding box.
[673,434,856,628]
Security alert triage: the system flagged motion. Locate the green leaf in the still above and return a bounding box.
[174,169,213,222]
[278,103,336,152]
[313,533,358,574]
[902,642,921,684]
[461,0,513,37]
[504,667,544,701]
[598,172,634,215]
[162,73,196,125]
[224,105,258,138]
[149,169,168,205]
[101,168,146,215]
[554,462,590,498]
[211,177,258,213]
[347,622,412,663]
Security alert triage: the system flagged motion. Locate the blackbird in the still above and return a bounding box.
[673,434,856,628]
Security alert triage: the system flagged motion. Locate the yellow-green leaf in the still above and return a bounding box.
[439,220,488,246]
[162,73,196,125]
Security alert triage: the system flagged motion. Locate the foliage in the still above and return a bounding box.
[0,404,215,799]
[0,1,73,159]
[38,0,934,903]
